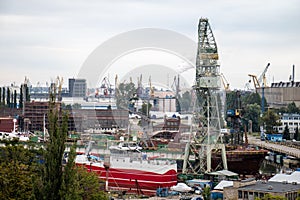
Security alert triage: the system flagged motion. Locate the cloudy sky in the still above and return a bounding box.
[1,0,300,89]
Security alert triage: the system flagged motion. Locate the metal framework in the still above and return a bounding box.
[183,18,227,174]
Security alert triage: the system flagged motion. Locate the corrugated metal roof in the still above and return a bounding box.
[239,181,300,192]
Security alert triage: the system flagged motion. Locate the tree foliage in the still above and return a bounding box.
[283,124,290,140]
[6,88,10,108]
[19,86,23,108]
[178,90,192,112]
[37,91,69,200]
[140,102,152,117]
[2,87,5,106]
[116,82,136,109]
[13,89,17,108]
[262,109,281,134]
[25,84,30,102]
[73,166,107,200]
[295,127,300,141]
[287,102,300,114]
[243,103,261,132]
[0,88,109,200]
[276,102,300,115]
[0,141,42,199]
[241,91,262,107]
[60,144,77,200]
[202,186,211,200]
[255,193,287,200]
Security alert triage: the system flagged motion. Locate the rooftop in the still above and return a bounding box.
[269,171,300,184]
[208,169,239,177]
[238,181,300,193]
[214,180,233,190]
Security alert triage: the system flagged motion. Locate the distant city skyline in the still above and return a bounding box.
[1,0,300,89]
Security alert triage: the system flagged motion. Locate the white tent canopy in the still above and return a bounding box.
[208,169,238,177]
[269,171,300,184]
[214,180,234,190]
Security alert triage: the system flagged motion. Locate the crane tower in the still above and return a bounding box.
[183,18,227,174]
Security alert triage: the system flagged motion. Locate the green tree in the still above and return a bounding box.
[243,103,261,132]
[61,102,72,110]
[72,103,82,109]
[74,166,108,200]
[116,82,136,109]
[287,102,300,114]
[60,144,78,199]
[2,87,5,106]
[19,86,23,109]
[294,126,299,141]
[36,88,108,199]
[13,90,17,108]
[25,84,30,102]
[0,89,108,200]
[140,102,152,117]
[38,90,69,200]
[276,106,288,115]
[261,109,281,134]
[283,124,290,140]
[6,87,10,107]
[178,90,192,112]
[226,91,237,111]
[255,193,287,200]
[0,161,34,199]
[0,141,42,199]
[60,144,108,200]
[202,186,211,200]
[241,91,262,106]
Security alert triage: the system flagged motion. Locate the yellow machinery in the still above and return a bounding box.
[248,63,270,89]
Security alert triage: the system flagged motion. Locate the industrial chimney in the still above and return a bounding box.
[292,64,295,83]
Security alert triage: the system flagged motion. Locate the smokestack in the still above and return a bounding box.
[292,65,295,82]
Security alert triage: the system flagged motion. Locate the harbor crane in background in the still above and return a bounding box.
[220,73,230,91]
[248,63,270,114]
[248,63,270,89]
[98,77,113,97]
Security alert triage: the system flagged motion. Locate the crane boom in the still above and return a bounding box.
[248,63,270,89]
[248,74,260,89]
[258,63,270,87]
[220,73,230,91]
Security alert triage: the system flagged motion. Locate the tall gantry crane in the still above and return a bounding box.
[182,18,227,174]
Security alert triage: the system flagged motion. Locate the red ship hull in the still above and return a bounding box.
[77,160,177,196]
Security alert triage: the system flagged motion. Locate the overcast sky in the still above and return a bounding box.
[1,0,300,89]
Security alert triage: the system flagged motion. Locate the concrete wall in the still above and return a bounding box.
[223,180,257,200]
[223,186,238,200]
[257,86,300,108]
